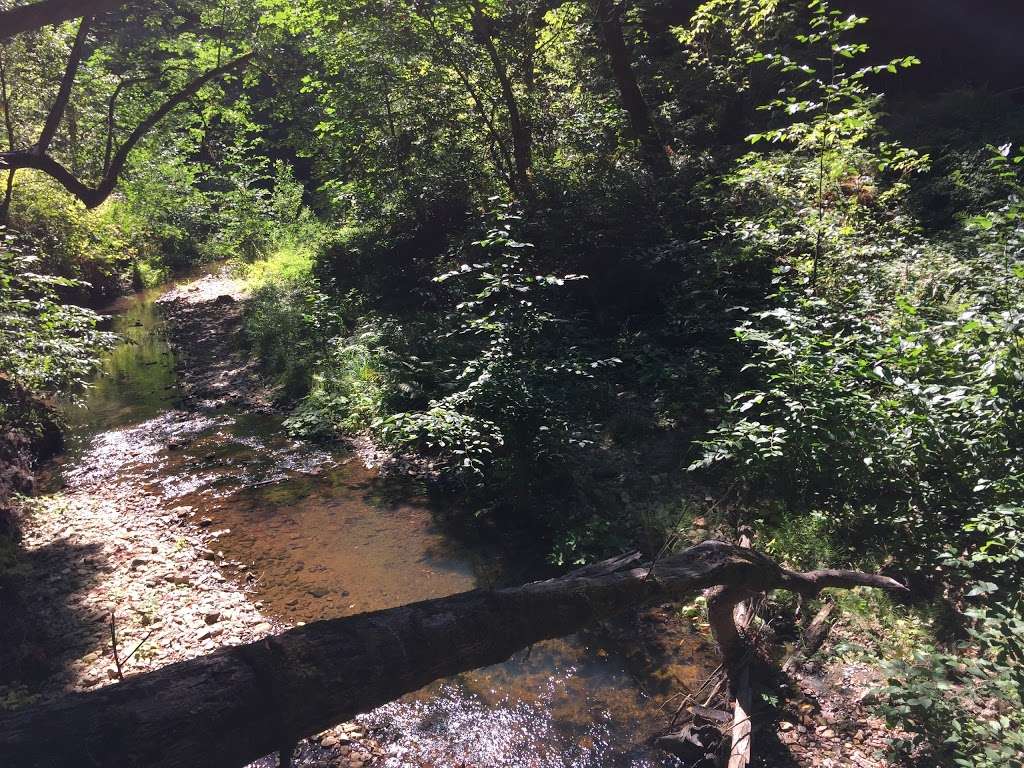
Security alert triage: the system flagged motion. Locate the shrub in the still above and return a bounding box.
[878,505,1024,768]
[0,227,114,395]
[7,173,136,301]
[283,323,399,438]
[377,206,615,482]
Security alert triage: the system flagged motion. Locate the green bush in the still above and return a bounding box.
[377,206,615,482]
[0,227,114,395]
[245,283,315,399]
[202,149,310,264]
[283,323,399,438]
[117,144,213,272]
[7,173,136,301]
[878,507,1024,768]
[689,8,1024,582]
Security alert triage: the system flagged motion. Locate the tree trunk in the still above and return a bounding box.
[0,46,15,224]
[470,3,532,194]
[593,0,671,175]
[0,541,906,768]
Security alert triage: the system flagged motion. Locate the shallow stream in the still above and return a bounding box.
[59,280,711,768]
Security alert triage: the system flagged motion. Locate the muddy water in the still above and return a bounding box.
[61,284,710,768]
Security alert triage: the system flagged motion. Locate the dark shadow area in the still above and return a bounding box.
[0,535,108,703]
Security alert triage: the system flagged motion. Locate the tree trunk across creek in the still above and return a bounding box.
[0,541,906,768]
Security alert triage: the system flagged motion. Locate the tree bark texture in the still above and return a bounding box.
[593,0,671,175]
[0,541,906,768]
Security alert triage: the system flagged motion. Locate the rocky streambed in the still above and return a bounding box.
[0,273,381,766]
[1,269,719,768]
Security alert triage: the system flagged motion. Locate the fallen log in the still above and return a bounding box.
[0,540,907,768]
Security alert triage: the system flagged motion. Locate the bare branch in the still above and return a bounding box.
[0,52,253,207]
[35,15,90,154]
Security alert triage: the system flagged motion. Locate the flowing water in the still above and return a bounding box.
[59,281,712,768]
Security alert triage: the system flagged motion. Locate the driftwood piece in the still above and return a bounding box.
[0,540,906,768]
[656,722,723,763]
[803,600,836,656]
[783,599,836,674]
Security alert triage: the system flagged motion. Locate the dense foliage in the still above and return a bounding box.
[2,0,1023,762]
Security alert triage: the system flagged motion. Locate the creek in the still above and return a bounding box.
[59,277,711,768]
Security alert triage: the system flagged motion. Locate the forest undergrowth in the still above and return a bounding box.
[1,0,1022,763]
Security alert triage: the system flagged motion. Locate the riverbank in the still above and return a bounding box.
[0,274,382,767]
[1,270,903,768]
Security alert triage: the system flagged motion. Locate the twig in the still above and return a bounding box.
[646,483,738,583]
[109,609,154,681]
[109,610,123,681]
[122,628,155,668]
[666,664,727,728]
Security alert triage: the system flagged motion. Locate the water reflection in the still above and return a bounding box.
[62,289,180,444]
